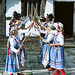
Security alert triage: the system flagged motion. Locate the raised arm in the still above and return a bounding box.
[40,24,51,33]
[50,30,57,34]
[22,14,31,24]
[18,22,34,34]
[22,17,30,24]
[18,29,29,34]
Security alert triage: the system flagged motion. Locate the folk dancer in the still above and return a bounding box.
[50,22,66,75]
[5,26,23,75]
[39,14,54,48]
[9,11,33,67]
[39,23,57,69]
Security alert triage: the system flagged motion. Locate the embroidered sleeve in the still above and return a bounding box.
[10,38,18,53]
[42,34,54,43]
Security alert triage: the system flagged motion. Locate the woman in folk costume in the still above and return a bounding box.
[39,13,53,58]
[42,13,54,27]
[46,13,54,25]
[9,11,31,36]
[5,27,24,75]
[9,11,33,67]
[39,24,57,68]
[50,22,66,75]
[39,14,54,48]
[40,13,54,39]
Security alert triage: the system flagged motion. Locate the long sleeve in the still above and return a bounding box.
[18,29,29,40]
[10,38,18,53]
[42,34,54,43]
[22,17,30,24]
[57,34,64,46]
[39,28,47,34]
[18,29,29,34]
[50,30,57,34]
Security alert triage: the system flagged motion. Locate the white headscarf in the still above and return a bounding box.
[53,22,63,31]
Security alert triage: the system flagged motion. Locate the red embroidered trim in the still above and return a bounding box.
[50,62,65,65]
[6,65,16,67]
[8,43,11,55]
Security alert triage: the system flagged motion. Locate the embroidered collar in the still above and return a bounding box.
[54,33,59,37]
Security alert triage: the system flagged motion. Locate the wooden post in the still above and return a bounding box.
[31,0,33,16]
[27,0,29,16]
[73,2,75,42]
[0,0,6,37]
[0,3,1,37]
[44,0,54,17]
[21,0,27,16]
[0,0,2,3]
[36,0,41,16]
[40,0,46,17]
[35,0,38,15]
